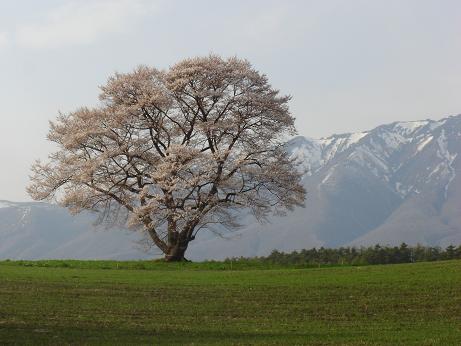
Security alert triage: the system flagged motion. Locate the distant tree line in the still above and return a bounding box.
[228,243,461,266]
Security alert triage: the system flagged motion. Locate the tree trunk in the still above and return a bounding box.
[164,245,189,262]
[163,222,198,262]
[164,231,190,262]
[165,240,190,261]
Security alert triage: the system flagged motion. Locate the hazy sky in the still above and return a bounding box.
[1,0,461,201]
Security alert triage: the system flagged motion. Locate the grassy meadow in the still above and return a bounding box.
[0,260,460,345]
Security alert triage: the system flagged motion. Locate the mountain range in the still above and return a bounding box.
[1,114,460,260]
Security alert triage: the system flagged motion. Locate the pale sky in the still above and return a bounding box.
[1,0,461,201]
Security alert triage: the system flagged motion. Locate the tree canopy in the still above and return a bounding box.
[28,55,305,261]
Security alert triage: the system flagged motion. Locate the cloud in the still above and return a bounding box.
[16,0,157,48]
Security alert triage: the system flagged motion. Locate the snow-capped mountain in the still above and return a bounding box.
[1,115,460,260]
[287,115,461,246]
[190,114,461,259]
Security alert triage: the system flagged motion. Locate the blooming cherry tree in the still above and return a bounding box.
[28,56,305,261]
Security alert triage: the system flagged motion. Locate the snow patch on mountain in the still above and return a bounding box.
[434,130,458,199]
[379,131,409,152]
[417,136,433,152]
[320,165,337,186]
[19,207,31,227]
[0,201,15,209]
[395,120,429,134]
[288,131,369,175]
[428,119,446,131]
[348,132,368,145]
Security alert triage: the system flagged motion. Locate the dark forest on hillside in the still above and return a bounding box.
[229,243,461,266]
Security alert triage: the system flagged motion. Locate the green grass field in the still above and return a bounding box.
[0,260,460,345]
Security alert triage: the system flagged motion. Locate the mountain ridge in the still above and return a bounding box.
[190,114,461,258]
[1,114,460,260]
